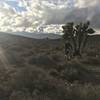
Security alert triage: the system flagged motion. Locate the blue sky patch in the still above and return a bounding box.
[4,0,27,12]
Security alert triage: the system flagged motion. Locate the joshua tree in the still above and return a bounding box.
[62,21,95,57]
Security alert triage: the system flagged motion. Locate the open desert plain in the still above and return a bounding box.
[0,32,100,100]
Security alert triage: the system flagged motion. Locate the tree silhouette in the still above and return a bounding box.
[62,21,95,57]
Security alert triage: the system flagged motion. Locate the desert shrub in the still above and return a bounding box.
[21,51,33,57]
[12,66,47,92]
[29,55,50,65]
[32,94,51,100]
[28,55,56,69]
[11,66,67,100]
[0,85,10,100]
[51,54,61,62]
[60,66,80,82]
[9,90,32,100]
[48,69,59,78]
[81,57,100,66]
[50,53,65,63]
[1,66,100,100]
[86,49,99,57]
[0,68,17,100]
[58,62,92,83]
[65,83,100,100]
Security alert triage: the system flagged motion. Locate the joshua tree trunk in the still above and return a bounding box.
[73,33,82,57]
[73,48,81,57]
[70,34,78,56]
[76,34,84,57]
[71,36,77,52]
[82,35,89,52]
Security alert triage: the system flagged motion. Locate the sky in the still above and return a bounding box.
[0,0,100,33]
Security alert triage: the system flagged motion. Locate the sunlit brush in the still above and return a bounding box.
[0,47,9,69]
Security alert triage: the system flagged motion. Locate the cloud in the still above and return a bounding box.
[0,0,100,33]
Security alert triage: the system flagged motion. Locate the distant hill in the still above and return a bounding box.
[0,31,61,39]
[0,31,100,41]
[13,32,61,39]
[18,32,100,41]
